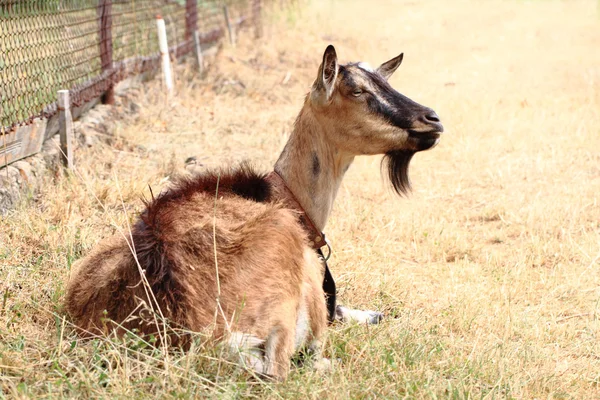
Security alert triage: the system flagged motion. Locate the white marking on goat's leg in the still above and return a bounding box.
[295,249,318,351]
[294,297,310,350]
[335,305,383,325]
[263,327,279,376]
[227,332,265,374]
[305,339,333,374]
[296,339,333,375]
[263,326,294,380]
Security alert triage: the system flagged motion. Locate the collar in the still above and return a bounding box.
[265,171,329,251]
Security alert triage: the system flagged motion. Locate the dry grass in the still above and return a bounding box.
[2,0,600,398]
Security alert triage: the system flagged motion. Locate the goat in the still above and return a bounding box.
[65,45,444,380]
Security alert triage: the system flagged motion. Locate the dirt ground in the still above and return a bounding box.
[1,0,600,398]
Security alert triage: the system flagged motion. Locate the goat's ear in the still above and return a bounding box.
[377,53,404,80]
[313,45,339,103]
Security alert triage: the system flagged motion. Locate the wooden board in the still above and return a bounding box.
[0,118,47,167]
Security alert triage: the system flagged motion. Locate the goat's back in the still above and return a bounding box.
[65,166,325,345]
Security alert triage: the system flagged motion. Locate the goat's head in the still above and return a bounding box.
[309,45,444,195]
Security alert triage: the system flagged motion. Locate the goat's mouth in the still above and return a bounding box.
[382,127,443,196]
[408,130,442,151]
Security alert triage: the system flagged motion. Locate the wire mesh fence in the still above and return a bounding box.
[0,0,259,139]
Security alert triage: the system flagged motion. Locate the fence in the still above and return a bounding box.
[0,0,262,167]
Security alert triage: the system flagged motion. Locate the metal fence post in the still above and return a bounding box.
[185,0,198,41]
[98,0,114,105]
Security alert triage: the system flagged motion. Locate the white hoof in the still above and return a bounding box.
[335,306,383,324]
[313,357,333,374]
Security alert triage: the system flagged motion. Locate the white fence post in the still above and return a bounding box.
[156,15,173,92]
[193,30,204,74]
[57,90,74,169]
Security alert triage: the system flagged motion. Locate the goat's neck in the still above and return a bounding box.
[274,105,354,231]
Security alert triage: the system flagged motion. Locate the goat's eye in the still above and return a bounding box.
[352,89,363,97]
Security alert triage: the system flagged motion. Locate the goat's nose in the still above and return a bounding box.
[423,110,440,123]
[419,109,444,132]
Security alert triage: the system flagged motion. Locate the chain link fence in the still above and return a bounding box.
[1,0,261,164]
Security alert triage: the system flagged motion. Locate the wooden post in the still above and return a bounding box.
[188,0,203,74]
[193,30,204,74]
[98,0,114,105]
[223,6,236,46]
[185,0,198,41]
[252,0,262,39]
[156,15,173,92]
[58,90,73,169]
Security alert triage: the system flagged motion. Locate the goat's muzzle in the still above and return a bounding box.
[408,109,444,151]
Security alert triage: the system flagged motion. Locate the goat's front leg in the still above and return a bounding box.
[321,252,384,325]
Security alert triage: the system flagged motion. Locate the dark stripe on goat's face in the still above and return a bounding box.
[339,66,411,128]
[339,66,356,90]
[362,70,426,130]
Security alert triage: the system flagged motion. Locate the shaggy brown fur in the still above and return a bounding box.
[66,165,327,378]
[66,45,443,379]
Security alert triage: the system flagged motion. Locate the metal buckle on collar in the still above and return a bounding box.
[320,233,332,262]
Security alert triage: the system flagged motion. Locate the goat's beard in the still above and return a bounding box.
[382,150,415,196]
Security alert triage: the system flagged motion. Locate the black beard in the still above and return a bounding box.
[382,150,415,196]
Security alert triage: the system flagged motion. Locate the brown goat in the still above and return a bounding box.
[65,45,443,380]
